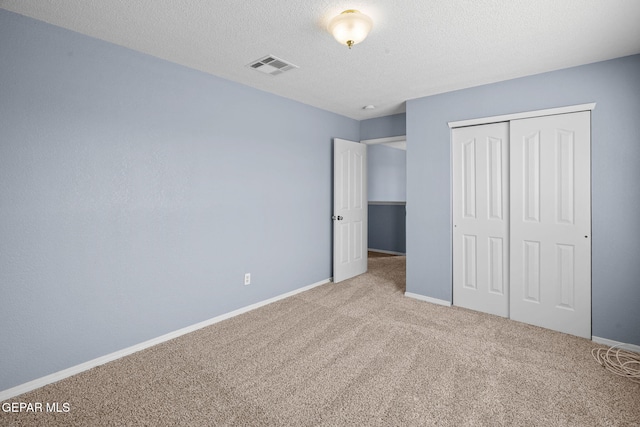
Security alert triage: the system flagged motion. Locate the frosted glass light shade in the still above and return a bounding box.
[328,10,373,48]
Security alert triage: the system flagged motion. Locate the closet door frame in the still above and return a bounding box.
[449,103,595,338]
[448,103,596,129]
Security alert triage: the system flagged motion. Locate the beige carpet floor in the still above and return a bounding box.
[2,256,639,426]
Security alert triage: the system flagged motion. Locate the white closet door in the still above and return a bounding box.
[453,122,510,317]
[509,111,591,338]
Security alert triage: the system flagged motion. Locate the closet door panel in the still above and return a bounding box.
[509,111,591,338]
[453,122,509,317]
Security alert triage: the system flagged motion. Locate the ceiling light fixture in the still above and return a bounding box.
[328,9,373,49]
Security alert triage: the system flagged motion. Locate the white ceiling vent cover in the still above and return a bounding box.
[247,55,298,76]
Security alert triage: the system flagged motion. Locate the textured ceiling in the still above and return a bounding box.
[2,0,639,120]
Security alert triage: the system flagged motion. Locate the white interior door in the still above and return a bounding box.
[333,138,367,283]
[509,111,591,338]
[453,122,510,317]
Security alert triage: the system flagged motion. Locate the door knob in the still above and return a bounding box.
[332,215,344,220]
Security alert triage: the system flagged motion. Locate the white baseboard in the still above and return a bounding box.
[404,292,452,307]
[401,301,640,352]
[368,248,406,256]
[0,278,332,402]
[592,336,640,353]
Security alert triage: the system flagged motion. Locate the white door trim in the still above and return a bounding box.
[360,135,406,145]
[361,135,407,151]
[448,103,596,129]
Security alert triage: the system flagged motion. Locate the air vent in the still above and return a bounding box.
[247,55,298,76]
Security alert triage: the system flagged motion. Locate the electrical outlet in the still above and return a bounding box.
[244,273,251,285]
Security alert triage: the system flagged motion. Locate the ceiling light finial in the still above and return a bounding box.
[328,9,373,49]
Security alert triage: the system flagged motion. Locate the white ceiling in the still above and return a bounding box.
[2,0,639,120]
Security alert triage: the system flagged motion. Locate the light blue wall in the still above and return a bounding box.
[0,10,359,391]
[360,113,406,140]
[367,144,406,202]
[406,54,640,345]
[368,205,406,253]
